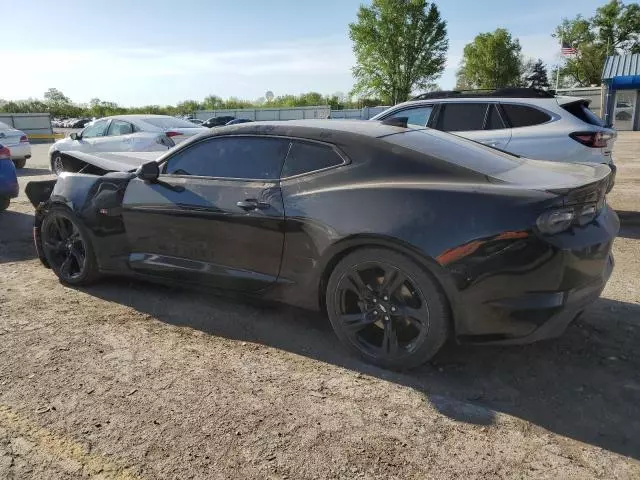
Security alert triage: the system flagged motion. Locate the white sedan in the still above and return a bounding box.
[49,114,207,175]
[0,121,32,169]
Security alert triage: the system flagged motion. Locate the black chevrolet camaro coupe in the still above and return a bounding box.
[25,120,618,369]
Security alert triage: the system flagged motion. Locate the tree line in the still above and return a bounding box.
[0,89,383,119]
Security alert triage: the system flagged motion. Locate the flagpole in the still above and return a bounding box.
[555,34,562,92]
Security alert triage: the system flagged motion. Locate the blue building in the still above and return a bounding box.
[602,53,640,131]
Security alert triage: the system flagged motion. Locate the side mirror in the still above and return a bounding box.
[136,161,160,182]
[69,132,79,140]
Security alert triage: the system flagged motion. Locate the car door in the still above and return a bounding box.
[74,120,110,152]
[105,119,137,151]
[120,135,289,292]
[432,102,512,149]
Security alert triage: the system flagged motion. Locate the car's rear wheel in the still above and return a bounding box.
[40,206,100,285]
[0,197,9,212]
[13,158,26,169]
[326,248,450,370]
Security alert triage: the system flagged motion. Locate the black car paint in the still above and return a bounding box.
[26,121,618,344]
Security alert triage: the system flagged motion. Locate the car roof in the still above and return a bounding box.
[100,114,177,121]
[205,119,419,141]
[387,95,587,109]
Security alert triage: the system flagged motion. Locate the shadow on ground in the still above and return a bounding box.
[81,278,640,460]
[15,167,52,178]
[0,209,37,263]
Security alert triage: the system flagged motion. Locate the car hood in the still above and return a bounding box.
[64,151,162,172]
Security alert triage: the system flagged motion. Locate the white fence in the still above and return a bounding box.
[330,106,390,119]
[195,106,331,121]
[0,113,53,136]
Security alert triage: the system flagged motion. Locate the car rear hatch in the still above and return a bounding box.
[556,97,616,161]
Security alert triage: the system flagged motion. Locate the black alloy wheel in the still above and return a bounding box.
[41,208,99,285]
[327,248,449,369]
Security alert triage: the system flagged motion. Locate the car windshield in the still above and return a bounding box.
[142,117,201,129]
[384,129,525,175]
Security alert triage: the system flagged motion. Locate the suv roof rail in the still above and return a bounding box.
[411,88,556,101]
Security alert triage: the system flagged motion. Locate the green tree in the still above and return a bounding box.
[456,28,522,89]
[553,1,640,87]
[202,95,224,110]
[592,0,640,54]
[523,59,550,89]
[349,0,448,104]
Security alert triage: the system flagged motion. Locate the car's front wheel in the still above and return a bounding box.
[40,206,100,285]
[326,248,450,370]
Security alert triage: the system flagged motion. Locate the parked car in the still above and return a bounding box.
[26,119,617,369]
[48,115,208,175]
[189,118,205,125]
[371,88,617,166]
[202,116,236,128]
[226,118,253,125]
[0,145,19,211]
[70,118,92,129]
[0,121,32,169]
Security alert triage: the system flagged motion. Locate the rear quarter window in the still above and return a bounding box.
[561,101,604,127]
[501,104,552,128]
[281,141,344,177]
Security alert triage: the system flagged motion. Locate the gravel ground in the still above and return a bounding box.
[1,137,639,479]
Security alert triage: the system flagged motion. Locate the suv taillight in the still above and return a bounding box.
[570,131,612,148]
[0,146,10,160]
[19,135,28,143]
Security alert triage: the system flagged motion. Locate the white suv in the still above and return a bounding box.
[371,88,616,166]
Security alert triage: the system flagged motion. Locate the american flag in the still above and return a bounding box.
[561,41,578,55]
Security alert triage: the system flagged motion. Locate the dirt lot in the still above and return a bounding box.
[1,137,639,479]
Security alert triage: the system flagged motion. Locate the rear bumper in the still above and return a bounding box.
[451,207,619,344]
[8,143,31,159]
[470,253,613,345]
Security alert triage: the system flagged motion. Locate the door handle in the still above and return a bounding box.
[236,199,270,210]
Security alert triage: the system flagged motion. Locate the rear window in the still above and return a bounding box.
[501,104,552,128]
[561,101,604,127]
[0,121,11,129]
[384,129,524,175]
[142,117,202,129]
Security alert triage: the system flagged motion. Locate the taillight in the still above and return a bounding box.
[0,146,10,160]
[165,131,181,138]
[570,131,612,148]
[536,202,602,235]
[20,135,28,143]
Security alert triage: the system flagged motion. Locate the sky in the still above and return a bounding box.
[2,0,607,107]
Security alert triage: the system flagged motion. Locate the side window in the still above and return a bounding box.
[435,103,489,132]
[81,120,108,138]
[485,105,507,130]
[501,104,551,128]
[282,141,344,178]
[165,136,290,179]
[385,106,433,127]
[107,120,134,136]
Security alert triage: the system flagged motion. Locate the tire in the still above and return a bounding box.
[13,158,26,169]
[0,197,9,212]
[326,248,450,370]
[51,153,78,176]
[40,205,101,285]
